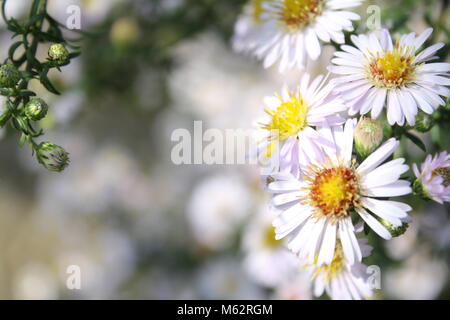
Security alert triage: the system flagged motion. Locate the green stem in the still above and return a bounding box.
[0,0,7,26]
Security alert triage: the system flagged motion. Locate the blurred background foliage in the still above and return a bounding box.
[0,0,448,299]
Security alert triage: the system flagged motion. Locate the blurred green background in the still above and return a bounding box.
[0,0,448,299]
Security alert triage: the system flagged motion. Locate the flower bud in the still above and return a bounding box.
[36,142,70,172]
[24,98,48,121]
[380,219,409,237]
[413,111,435,132]
[0,64,20,88]
[354,117,384,159]
[48,43,69,64]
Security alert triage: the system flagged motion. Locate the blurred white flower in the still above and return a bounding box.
[197,257,264,299]
[169,32,286,129]
[302,237,374,300]
[13,263,59,300]
[385,248,448,299]
[0,0,28,26]
[48,0,124,28]
[272,272,312,300]
[242,205,299,287]
[418,204,450,250]
[36,141,151,216]
[187,173,253,251]
[384,217,418,260]
[57,228,136,299]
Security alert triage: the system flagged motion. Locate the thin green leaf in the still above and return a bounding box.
[405,131,426,152]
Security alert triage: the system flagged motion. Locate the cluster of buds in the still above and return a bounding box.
[0,42,72,172]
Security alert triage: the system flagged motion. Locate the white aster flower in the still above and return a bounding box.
[255,72,346,176]
[306,237,374,300]
[268,119,412,266]
[330,28,450,126]
[413,151,450,204]
[232,0,362,72]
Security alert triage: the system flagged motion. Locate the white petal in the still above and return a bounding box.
[341,119,356,164]
[362,180,412,197]
[272,191,301,206]
[305,29,321,60]
[414,27,433,48]
[387,90,404,125]
[362,158,408,188]
[268,180,303,193]
[357,138,399,175]
[370,88,387,119]
[362,197,409,219]
[356,207,392,240]
[274,204,313,239]
[317,222,337,266]
[362,198,403,226]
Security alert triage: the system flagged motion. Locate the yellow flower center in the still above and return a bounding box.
[307,166,360,218]
[263,225,280,248]
[433,167,450,187]
[312,242,345,282]
[368,48,416,89]
[268,0,324,32]
[251,0,266,23]
[258,91,308,160]
[261,90,309,142]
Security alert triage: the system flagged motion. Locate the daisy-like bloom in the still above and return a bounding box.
[413,151,450,204]
[255,72,346,176]
[232,0,362,72]
[306,237,374,300]
[268,119,412,266]
[330,28,450,126]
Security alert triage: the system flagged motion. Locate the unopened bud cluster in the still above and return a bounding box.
[24,98,48,121]
[48,43,69,64]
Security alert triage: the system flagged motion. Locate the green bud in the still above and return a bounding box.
[36,142,70,172]
[24,98,48,121]
[48,43,69,64]
[413,111,435,132]
[354,117,384,159]
[413,178,431,200]
[0,64,20,88]
[380,219,409,237]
